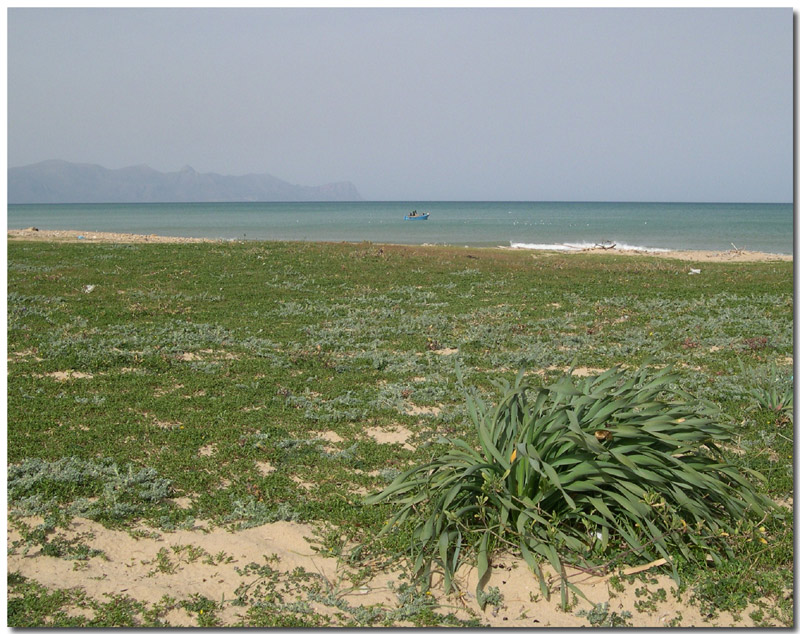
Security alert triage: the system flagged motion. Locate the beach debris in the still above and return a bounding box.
[82,284,96,293]
[594,557,670,582]
[77,235,85,239]
[688,268,701,275]
[24,226,39,232]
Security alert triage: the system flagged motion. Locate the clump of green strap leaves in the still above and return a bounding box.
[365,365,776,608]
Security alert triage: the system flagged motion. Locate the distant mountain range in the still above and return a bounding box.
[8,160,362,203]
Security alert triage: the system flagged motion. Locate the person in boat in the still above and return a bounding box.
[410,210,417,217]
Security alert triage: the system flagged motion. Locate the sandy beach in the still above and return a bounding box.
[7,514,759,627]
[7,228,793,262]
[8,228,216,244]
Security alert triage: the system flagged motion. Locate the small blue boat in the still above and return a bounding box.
[404,212,429,221]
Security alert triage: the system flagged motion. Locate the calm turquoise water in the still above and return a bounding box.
[7,201,794,254]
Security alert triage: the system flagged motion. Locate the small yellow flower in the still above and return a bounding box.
[510,448,517,463]
[759,526,766,533]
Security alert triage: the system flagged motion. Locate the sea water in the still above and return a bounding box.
[7,201,794,254]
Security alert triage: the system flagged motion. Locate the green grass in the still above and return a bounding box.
[7,239,793,625]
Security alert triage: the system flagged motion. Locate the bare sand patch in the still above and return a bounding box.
[198,444,217,458]
[365,426,415,450]
[532,366,608,377]
[149,417,180,430]
[312,430,344,444]
[7,517,765,627]
[290,475,315,490]
[452,552,756,627]
[348,483,371,496]
[9,350,44,363]
[405,403,442,416]
[255,461,276,476]
[7,517,328,626]
[171,496,195,510]
[153,382,184,397]
[432,347,459,356]
[38,370,94,381]
[570,367,608,377]
[63,605,96,622]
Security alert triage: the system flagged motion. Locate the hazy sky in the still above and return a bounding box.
[7,8,792,202]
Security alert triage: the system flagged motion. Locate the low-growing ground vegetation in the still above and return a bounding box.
[7,239,793,626]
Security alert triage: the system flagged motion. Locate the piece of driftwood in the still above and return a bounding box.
[590,557,669,584]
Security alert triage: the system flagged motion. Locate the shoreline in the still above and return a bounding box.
[8,227,793,262]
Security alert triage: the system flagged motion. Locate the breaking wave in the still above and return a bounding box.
[509,241,673,253]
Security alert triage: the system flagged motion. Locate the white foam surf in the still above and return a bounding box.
[509,241,673,253]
